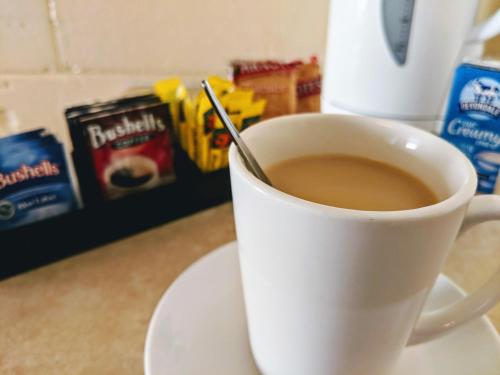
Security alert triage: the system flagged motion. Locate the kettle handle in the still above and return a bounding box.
[467,9,500,43]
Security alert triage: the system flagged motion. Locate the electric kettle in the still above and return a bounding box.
[322,0,500,131]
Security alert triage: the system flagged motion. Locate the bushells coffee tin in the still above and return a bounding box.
[440,61,500,194]
[66,95,176,203]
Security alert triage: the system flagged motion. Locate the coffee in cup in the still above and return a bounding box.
[266,154,438,211]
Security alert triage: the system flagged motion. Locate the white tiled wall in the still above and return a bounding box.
[1,0,329,75]
[0,0,330,146]
[0,0,57,73]
[0,0,498,149]
[54,0,329,74]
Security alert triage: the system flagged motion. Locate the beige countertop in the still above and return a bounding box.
[0,203,499,374]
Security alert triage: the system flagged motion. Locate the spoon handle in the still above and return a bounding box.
[201,80,272,186]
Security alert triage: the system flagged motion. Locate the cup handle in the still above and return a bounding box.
[407,195,500,346]
[467,9,500,43]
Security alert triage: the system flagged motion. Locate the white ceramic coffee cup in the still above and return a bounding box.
[228,114,500,375]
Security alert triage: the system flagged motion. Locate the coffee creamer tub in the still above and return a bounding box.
[440,61,500,194]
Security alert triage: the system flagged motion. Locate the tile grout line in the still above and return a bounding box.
[46,0,74,73]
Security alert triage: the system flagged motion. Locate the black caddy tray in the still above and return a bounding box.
[1,149,232,280]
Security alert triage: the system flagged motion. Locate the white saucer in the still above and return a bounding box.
[145,242,500,375]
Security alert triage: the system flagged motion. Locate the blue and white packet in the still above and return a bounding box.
[0,129,78,230]
[440,62,500,194]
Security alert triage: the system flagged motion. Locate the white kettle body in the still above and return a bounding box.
[322,0,499,123]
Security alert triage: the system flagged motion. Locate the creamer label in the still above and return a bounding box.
[441,63,500,194]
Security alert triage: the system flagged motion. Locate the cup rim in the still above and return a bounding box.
[229,114,478,221]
